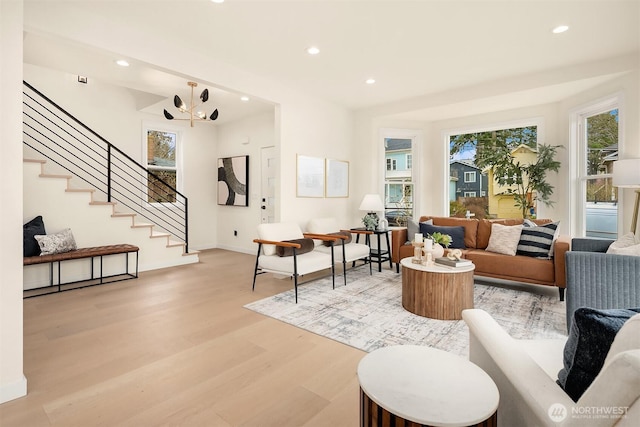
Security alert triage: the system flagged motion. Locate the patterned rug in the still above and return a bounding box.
[244,268,567,356]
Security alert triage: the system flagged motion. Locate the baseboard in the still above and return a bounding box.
[215,244,254,255]
[0,375,27,404]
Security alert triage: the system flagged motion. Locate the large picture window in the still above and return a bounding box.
[145,127,181,204]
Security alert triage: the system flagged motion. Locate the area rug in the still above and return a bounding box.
[244,268,567,357]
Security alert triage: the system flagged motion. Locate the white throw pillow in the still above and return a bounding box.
[34,228,77,255]
[607,242,640,256]
[486,223,523,256]
[607,232,640,254]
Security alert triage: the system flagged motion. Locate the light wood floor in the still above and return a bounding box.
[1,249,368,426]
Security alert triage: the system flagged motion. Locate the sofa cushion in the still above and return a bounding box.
[276,238,315,257]
[23,215,46,257]
[419,223,466,249]
[464,249,555,285]
[477,218,552,249]
[517,221,559,259]
[485,223,523,256]
[420,216,478,248]
[557,307,640,402]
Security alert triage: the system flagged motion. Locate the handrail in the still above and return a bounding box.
[22,81,189,252]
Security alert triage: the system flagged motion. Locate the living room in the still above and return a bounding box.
[2,0,640,424]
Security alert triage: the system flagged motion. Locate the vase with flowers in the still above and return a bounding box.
[424,232,451,259]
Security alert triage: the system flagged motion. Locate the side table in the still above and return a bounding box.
[352,228,392,272]
[357,345,499,427]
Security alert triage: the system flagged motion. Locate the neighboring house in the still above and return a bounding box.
[384,138,413,222]
[486,144,538,219]
[449,160,487,200]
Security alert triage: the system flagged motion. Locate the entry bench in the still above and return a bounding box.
[23,244,139,298]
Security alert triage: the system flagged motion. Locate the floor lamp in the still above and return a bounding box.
[612,158,640,234]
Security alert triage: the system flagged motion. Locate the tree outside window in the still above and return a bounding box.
[147,129,178,203]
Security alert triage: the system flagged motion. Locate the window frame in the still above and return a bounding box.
[570,94,623,238]
[142,122,184,208]
[464,171,477,183]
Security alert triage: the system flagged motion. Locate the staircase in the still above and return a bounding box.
[22,81,199,289]
[23,158,198,289]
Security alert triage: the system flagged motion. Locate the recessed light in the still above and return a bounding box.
[552,25,569,34]
[211,0,224,3]
[115,59,130,67]
[306,46,320,55]
[240,96,250,102]
[366,78,376,85]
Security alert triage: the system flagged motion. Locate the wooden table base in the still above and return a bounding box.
[360,387,497,427]
[401,265,474,320]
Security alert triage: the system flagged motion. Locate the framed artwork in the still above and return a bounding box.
[296,155,324,197]
[325,158,349,197]
[218,155,249,206]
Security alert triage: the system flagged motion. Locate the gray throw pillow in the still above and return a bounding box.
[276,238,315,257]
[405,218,433,244]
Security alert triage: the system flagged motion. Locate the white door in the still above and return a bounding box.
[260,146,277,223]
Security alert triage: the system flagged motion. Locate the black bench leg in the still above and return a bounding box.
[559,287,565,301]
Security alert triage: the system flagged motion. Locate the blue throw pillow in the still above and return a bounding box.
[419,223,466,249]
[23,215,46,257]
[557,307,640,402]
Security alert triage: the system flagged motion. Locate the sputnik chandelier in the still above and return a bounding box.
[163,81,219,127]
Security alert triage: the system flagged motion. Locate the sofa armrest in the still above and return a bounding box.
[462,309,574,427]
[565,251,640,330]
[554,235,571,288]
[571,237,614,253]
[390,227,408,263]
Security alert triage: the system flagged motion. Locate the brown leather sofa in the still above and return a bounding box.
[391,216,570,300]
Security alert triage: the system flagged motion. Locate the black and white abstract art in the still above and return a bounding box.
[217,155,249,206]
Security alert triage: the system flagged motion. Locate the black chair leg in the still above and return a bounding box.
[252,243,262,291]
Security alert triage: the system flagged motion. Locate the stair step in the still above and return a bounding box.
[183,250,200,256]
[66,188,95,193]
[167,240,186,248]
[40,173,72,180]
[132,223,154,228]
[24,158,46,164]
[112,212,135,218]
[151,233,171,238]
[90,201,116,206]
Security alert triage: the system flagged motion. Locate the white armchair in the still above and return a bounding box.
[462,309,640,427]
[306,217,372,283]
[252,222,341,303]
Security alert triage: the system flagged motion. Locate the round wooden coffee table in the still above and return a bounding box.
[358,345,499,427]
[401,257,475,320]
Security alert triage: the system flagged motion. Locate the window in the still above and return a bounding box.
[384,137,413,225]
[145,127,180,204]
[464,171,477,183]
[448,122,539,218]
[576,104,619,239]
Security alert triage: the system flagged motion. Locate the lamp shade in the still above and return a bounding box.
[613,159,640,188]
[359,194,384,212]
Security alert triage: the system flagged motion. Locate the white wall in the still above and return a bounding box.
[0,0,27,404]
[216,111,275,253]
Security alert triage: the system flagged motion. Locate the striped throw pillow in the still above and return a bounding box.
[516,221,559,258]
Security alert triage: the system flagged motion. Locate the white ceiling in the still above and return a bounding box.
[23,0,640,123]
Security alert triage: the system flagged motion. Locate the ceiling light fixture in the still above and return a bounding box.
[366,78,376,85]
[552,25,569,34]
[115,59,130,67]
[240,96,250,102]
[163,81,219,127]
[306,46,320,55]
[211,0,224,3]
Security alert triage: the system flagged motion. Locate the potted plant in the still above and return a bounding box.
[426,232,451,258]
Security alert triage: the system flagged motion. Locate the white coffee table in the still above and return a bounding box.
[357,345,499,427]
[401,257,475,320]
